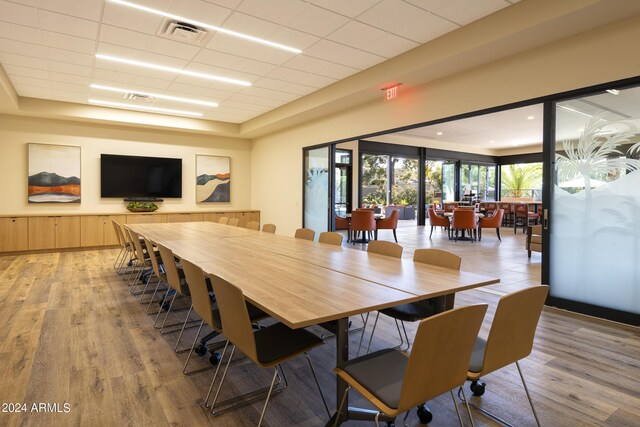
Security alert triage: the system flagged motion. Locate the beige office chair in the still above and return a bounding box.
[294,227,315,241]
[318,231,343,246]
[245,220,260,230]
[367,240,403,258]
[227,217,240,227]
[111,220,130,273]
[262,223,276,233]
[334,304,488,427]
[219,217,229,225]
[208,274,329,425]
[154,244,195,334]
[125,227,153,292]
[141,237,169,311]
[463,285,549,427]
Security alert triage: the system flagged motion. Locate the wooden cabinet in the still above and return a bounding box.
[28,216,80,250]
[0,217,28,252]
[81,215,126,247]
[126,214,168,224]
[203,212,223,223]
[166,213,204,223]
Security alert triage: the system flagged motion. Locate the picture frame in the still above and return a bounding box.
[196,155,230,203]
[28,143,81,203]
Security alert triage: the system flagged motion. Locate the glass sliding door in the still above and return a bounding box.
[424,160,443,205]
[391,156,419,222]
[550,85,640,322]
[461,163,497,202]
[334,150,352,216]
[442,161,456,202]
[303,145,331,236]
[500,163,543,200]
[361,154,389,206]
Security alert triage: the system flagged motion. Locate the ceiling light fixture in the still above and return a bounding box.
[95,54,251,86]
[89,99,203,117]
[90,84,219,107]
[527,116,535,120]
[606,89,620,95]
[558,105,592,118]
[436,132,443,136]
[108,0,302,54]
[489,140,495,143]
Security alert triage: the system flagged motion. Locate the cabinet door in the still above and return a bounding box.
[80,216,104,247]
[248,212,260,223]
[126,214,167,224]
[188,213,204,222]
[167,213,195,223]
[105,215,127,246]
[236,212,249,228]
[0,217,29,252]
[55,216,80,248]
[28,217,56,250]
[203,212,223,223]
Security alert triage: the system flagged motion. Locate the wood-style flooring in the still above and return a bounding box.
[0,224,638,426]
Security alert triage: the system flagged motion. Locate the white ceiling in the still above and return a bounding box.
[0,0,519,123]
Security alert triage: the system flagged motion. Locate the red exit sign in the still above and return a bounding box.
[383,84,401,100]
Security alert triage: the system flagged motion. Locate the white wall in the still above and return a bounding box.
[0,114,252,215]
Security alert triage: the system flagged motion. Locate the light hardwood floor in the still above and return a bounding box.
[0,225,638,426]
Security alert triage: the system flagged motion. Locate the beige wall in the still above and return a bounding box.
[251,15,640,236]
[0,114,252,215]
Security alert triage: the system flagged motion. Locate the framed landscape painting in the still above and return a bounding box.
[28,143,81,203]
[196,155,230,203]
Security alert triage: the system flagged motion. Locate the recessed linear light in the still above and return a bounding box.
[527,116,535,120]
[95,54,251,87]
[489,140,495,144]
[108,0,302,54]
[436,132,443,135]
[90,84,218,107]
[89,99,203,117]
[558,105,592,118]
[606,89,620,95]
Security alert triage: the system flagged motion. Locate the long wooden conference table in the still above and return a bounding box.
[127,221,500,425]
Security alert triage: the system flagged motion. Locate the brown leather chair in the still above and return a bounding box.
[349,210,376,244]
[483,202,498,213]
[335,213,350,242]
[478,209,504,241]
[513,204,538,234]
[428,207,450,239]
[498,203,512,226]
[375,209,399,243]
[451,209,478,242]
[444,202,459,213]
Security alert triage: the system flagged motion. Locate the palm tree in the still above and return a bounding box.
[501,164,542,198]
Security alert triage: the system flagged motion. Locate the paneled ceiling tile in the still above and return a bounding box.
[268,26,321,51]
[10,75,51,89]
[0,51,48,69]
[15,86,51,97]
[303,39,385,70]
[36,0,103,21]
[327,20,418,58]
[174,75,247,94]
[49,71,91,86]
[166,82,236,100]
[94,60,176,81]
[237,0,306,26]
[214,99,268,113]
[167,0,232,26]
[91,68,135,83]
[38,10,99,40]
[217,11,281,39]
[45,47,93,67]
[357,0,457,43]
[202,0,242,10]
[205,33,298,65]
[280,82,316,96]
[47,89,88,103]
[193,48,277,76]
[0,38,47,58]
[99,25,153,51]
[405,0,508,26]
[296,72,336,88]
[182,61,259,84]
[50,81,89,94]
[96,42,190,69]
[227,93,282,108]
[0,21,42,44]
[241,86,298,102]
[148,38,201,61]
[283,55,358,80]
[0,1,39,27]
[7,0,36,6]
[42,31,96,55]
[3,64,49,79]
[130,75,175,90]
[48,60,92,76]
[285,4,349,37]
[102,3,165,37]
[252,77,290,91]
[305,0,381,18]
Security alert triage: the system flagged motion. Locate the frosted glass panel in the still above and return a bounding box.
[304,146,329,236]
[551,86,640,314]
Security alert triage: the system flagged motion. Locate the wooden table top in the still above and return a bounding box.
[128,222,500,329]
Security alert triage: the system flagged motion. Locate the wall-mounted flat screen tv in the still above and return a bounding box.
[101,154,182,198]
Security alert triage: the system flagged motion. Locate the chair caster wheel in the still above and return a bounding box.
[417,404,432,424]
[195,344,208,356]
[210,352,222,365]
[470,381,485,396]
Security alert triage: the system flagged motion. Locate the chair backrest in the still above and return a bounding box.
[209,274,258,363]
[262,223,277,233]
[335,214,349,230]
[349,210,375,232]
[398,304,488,410]
[413,249,461,270]
[368,241,403,258]
[219,216,229,225]
[452,209,477,229]
[126,228,146,263]
[444,203,458,212]
[480,209,504,228]
[156,243,183,294]
[111,220,125,248]
[246,221,260,231]
[181,259,218,331]
[143,237,165,281]
[478,285,549,375]
[294,228,315,241]
[514,203,528,214]
[318,231,343,246]
[377,209,399,229]
[428,207,449,227]
[228,217,240,227]
[498,202,511,213]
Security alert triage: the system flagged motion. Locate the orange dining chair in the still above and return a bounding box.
[498,203,512,226]
[444,202,459,213]
[513,204,538,234]
[375,209,399,243]
[335,213,350,242]
[428,207,450,239]
[451,209,478,242]
[349,210,376,244]
[478,209,504,241]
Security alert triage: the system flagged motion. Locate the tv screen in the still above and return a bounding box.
[101,154,182,198]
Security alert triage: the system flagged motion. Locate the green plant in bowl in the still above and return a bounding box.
[126,202,159,212]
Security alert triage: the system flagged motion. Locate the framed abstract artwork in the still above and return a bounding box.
[196,155,230,203]
[28,143,81,203]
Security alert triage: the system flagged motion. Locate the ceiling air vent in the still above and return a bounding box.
[123,93,154,103]
[158,19,210,45]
